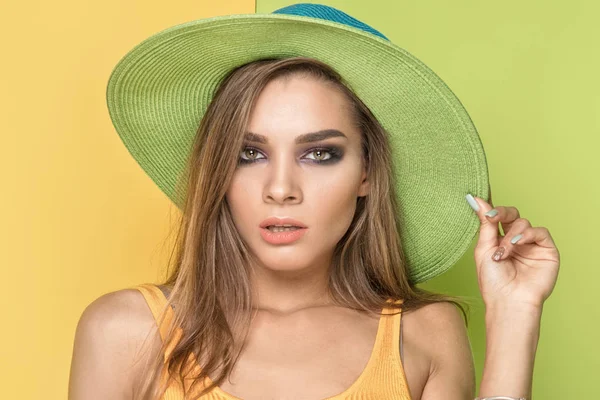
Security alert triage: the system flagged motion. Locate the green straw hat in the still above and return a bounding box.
[106,3,490,284]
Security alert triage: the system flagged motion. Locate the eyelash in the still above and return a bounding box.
[238,146,343,165]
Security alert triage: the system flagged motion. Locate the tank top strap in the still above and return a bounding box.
[359,298,410,399]
[379,298,404,365]
[132,283,183,362]
[336,298,408,398]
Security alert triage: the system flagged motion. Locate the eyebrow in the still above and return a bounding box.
[244,129,348,144]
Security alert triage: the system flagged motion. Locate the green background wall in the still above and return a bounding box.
[256,0,598,397]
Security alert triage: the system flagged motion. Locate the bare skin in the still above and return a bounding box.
[68,285,473,400]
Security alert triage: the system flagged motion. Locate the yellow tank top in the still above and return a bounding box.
[134,284,412,400]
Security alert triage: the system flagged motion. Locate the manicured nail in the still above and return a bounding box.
[510,234,523,244]
[465,194,479,212]
[492,247,505,261]
[485,209,498,217]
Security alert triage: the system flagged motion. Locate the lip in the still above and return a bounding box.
[259,217,307,229]
[260,226,307,245]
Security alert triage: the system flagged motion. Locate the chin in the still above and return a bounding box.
[260,254,307,269]
[251,249,314,272]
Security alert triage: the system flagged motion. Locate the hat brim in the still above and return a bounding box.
[106,13,489,284]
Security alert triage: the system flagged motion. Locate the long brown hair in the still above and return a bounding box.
[133,57,472,399]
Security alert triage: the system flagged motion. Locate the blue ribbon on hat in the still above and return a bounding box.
[272,3,389,41]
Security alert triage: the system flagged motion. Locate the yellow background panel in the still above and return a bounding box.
[0,1,254,399]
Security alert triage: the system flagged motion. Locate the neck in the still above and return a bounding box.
[249,260,335,314]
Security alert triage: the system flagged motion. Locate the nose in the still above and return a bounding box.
[263,154,303,205]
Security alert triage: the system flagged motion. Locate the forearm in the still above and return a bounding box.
[478,303,543,399]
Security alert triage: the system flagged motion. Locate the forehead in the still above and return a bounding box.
[247,76,359,142]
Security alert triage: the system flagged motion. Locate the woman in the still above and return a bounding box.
[69,4,560,400]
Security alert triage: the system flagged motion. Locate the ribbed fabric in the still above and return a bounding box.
[134,284,412,399]
[271,3,389,40]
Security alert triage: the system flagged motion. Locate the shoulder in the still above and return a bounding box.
[75,288,159,347]
[69,287,162,399]
[404,301,475,398]
[404,301,467,344]
[82,287,159,334]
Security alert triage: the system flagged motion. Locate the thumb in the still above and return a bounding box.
[465,193,499,250]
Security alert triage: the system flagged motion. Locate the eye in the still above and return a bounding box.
[237,146,343,165]
[239,147,265,163]
[304,149,333,162]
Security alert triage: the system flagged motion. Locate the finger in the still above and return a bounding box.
[483,205,521,235]
[465,194,499,249]
[511,226,557,249]
[491,218,533,261]
[493,226,558,262]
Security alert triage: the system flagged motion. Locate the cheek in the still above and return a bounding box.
[310,178,360,239]
[225,176,257,235]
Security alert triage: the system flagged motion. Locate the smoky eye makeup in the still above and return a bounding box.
[237,144,345,166]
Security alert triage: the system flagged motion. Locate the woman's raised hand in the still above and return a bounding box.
[466,194,560,310]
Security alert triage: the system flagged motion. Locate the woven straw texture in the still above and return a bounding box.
[106,4,490,283]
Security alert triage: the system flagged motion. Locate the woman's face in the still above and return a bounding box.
[225,75,369,274]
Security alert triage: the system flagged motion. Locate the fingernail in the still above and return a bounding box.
[465,194,479,212]
[485,209,498,217]
[510,234,523,244]
[492,247,505,261]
